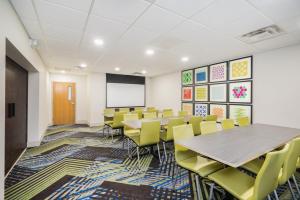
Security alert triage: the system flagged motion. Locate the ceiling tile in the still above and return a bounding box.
[10,0,37,20]
[155,0,214,17]
[247,0,300,21]
[43,0,93,12]
[92,0,151,24]
[21,18,44,40]
[134,5,185,34]
[35,0,88,31]
[43,23,82,44]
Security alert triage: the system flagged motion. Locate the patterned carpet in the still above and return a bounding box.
[4,125,300,200]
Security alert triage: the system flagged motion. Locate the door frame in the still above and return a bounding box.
[52,81,76,125]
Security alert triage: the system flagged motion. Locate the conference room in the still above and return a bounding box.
[2,0,300,199]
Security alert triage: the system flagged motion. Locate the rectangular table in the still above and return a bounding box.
[177,124,300,168]
[122,115,192,129]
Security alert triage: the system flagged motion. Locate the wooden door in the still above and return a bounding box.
[53,82,76,125]
[5,57,28,174]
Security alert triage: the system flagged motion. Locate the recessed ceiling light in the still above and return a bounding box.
[141,70,147,74]
[80,63,87,68]
[94,39,104,46]
[114,67,120,71]
[61,70,66,74]
[145,49,154,55]
[181,56,189,62]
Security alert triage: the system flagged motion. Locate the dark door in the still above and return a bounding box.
[5,56,28,175]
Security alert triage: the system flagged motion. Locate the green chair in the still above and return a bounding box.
[189,116,203,136]
[205,115,217,121]
[144,112,157,119]
[147,107,156,112]
[243,138,300,199]
[221,119,235,130]
[123,113,139,137]
[200,121,217,135]
[135,107,144,111]
[163,109,173,118]
[127,121,161,169]
[119,107,130,112]
[237,117,250,127]
[107,112,125,141]
[173,124,223,198]
[178,110,188,117]
[132,110,143,119]
[208,144,289,200]
[160,118,184,159]
[103,108,115,135]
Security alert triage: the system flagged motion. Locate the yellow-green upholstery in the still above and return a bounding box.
[237,117,250,127]
[200,121,217,135]
[123,113,139,137]
[297,158,300,168]
[134,107,144,111]
[132,110,143,119]
[160,118,184,142]
[110,112,125,129]
[205,115,217,121]
[104,108,115,125]
[189,116,202,136]
[221,119,235,130]
[147,107,156,112]
[143,112,157,119]
[173,124,223,177]
[119,108,130,112]
[208,144,289,200]
[178,110,188,117]
[163,109,173,118]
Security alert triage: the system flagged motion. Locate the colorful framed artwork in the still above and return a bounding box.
[209,84,227,102]
[229,104,252,124]
[195,85,208,102]
[182,87,193,101]
[210,104,227,122]
[195,67,208,84]
[229,81,252,103]
[182,70,193,85]
[182,103,193,115]
[195,103,209,117]
[229,57,252,80]
[209,62,227,82]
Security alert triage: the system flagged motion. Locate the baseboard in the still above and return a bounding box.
[89,122,104,127]
[27,134,43,147]
[5,148,27,178]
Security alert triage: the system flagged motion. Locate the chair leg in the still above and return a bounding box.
[292,174,300,196]
[156,143,161,163]
[163,142,167,161]
[137,146,141,170]
[195,175,202,200]
[209,182,215,200]
[173,165,179,189]
[127,138,131,158]
[267,195,271,200]
[274,190,279,200]
[288,179,297,200]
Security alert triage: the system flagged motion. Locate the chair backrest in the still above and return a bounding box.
[135,107,144,111]
[200,121,217,135]
[178,110,188,117]
[139,121,161,146]
[205,115,217,121]
[237,117,250,127]
[279,137,300,185]
[144,112,157,119]
[104,108,115,115]
[112,112,126,127]
[221,119,235,130]
[252,144,289,200]
[173,124,194,152]
[165,118,185,141]
[147,107,156,112]
[132,110,142,119]
[119,108,130,112]
[190,116,202,135]
[163,109,173,117]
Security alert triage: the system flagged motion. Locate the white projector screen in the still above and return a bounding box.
[107,83,145,107]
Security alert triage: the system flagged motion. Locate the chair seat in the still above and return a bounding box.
[124,129,140,137]
[178,155,223,177]
[129,135,158,147]
[104,120,113,125]
[242,158,264,174]
[208,167,255,200]
[297,158,300,168]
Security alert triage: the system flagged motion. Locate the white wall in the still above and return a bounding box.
[148,44,300,129]
[0,0,49,197]
[148,72,181,113]
[253,44,300,128]
[49,73,88,124]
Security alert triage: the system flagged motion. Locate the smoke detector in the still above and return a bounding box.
[238,25,285,44]
[29,38,39,48]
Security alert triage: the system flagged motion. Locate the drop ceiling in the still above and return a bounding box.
[10,0,300,76]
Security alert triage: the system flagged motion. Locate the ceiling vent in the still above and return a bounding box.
[132,72,143,76]
[238,25,285,44]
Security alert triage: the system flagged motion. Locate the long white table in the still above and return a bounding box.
[177,124,300,168]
